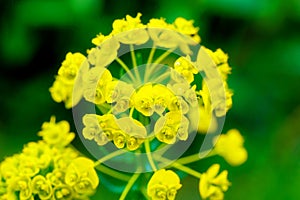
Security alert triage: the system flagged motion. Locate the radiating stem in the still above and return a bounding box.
[152,72,170,83]
[173,150,216,165]
[155,143,172,156]
[130,44,142,84]
[129,107,135,118]
[153,48,175,65]
[176,153,201,165]
[141,188,151,200]
[147,46,156,65]
[116,57,136,82]
[145,48,175,81]
[155,156,202,179]
[95,165,131,182]
[144,46,156,82]
[94,149,126,167]
[119,172,141,200]
[145,139,157,171]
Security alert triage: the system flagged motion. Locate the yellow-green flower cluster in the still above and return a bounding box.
[47,13,247,200]
[0,117,99,200]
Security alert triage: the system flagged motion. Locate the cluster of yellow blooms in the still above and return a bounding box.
[47,13,248,199]
[0,117,99,200]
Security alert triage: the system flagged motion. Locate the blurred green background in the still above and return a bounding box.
[1,0,300,199]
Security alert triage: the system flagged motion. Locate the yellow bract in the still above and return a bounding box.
[204,47,231,81]
[173,56,198,83]
[214,129,248,166]
[147,169,182,200]
[83,67,113,105]
[131,84,155,116]
[65,157,99,194]
[154,111,189,144]
[173,17,201,43]
[199,164,231,200]
[38,116,75,147]
[49,52,86,109]
[112,13,149,45]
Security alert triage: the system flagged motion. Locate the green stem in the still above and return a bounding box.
[145,48,175,81]
[152,72,170,83]
[144,139,157,171]
[130,44,142,84]
[94,150,126,167]
[155,142,172,156]
[95,165,131,182]
[129,107,135,118]
[141,188,151,200]
[116,57,136,82]
[155,156,202,179]
[153,48,175,65]
[147,46,156,65]
[144,46,156,82]
[176,150,216,165]
[176,154,200,165]
[119,172,141,200]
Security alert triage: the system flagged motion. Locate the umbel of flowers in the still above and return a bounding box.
[0,117,99,200]
[46,13,247,200]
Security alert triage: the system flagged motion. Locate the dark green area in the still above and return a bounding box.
[1,0,300,199]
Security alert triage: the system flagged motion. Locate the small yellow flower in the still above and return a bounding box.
[18,156,40,177]
[58,52,86,84]
[91,33,111,46]
[152,84,173,114]
[154,111,189,144]
[104,80,134,104]
[147,16,198,54]
[49,52,86,109]
[82,114,119,146]
[49,77,73,109]
[113,130,127,149]
[148,18,174,29]
[214,129,248,166]
[173,17,201,43]
[132,84,155,116]
[88,37,120,67]
[65,157,99,193]
[173,56,198,83]
[203,47,231,81]
[168,96,189,114]
[116,117,147,150]
[31,175,53,199]
[197,106,218,134]
[0,156,19,181]
[199,164,230,200]
[147,169,182,200]
[8,176,32,200]
[46,170,65,187]
[52,185,73,200]
[112,13,145,34]
[82,114,102,140]
[112,13,149,45]
[83,67,113,105]
[38,116,75,147]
